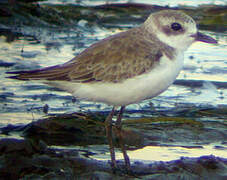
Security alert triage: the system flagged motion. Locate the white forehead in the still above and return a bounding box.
[145,10,197,33]
[154,10,195,24]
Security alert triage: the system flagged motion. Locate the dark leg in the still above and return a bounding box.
[115,106,131,171]
[105,107,116,169]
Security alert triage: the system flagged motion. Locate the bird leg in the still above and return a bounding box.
[115,106,131,171]
[105,107,116,169]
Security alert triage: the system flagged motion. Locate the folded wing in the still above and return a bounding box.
[7,27,163,83]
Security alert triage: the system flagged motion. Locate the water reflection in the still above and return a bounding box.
[123,144,227,162]
[88,143,227,162]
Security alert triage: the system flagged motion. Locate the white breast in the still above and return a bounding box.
[50,54,184,106]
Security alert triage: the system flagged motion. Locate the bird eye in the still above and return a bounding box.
[171,23,182,31]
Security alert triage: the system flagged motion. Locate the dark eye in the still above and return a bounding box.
[171,23,182,31]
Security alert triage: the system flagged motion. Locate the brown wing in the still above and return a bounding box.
[8,27,163,83]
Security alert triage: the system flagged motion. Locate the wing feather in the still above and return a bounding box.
[66,27,163,83]
[8,27,166,83]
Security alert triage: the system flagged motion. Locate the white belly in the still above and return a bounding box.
[50,54,184,106]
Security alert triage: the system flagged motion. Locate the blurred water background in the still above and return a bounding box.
[42,0,227,6]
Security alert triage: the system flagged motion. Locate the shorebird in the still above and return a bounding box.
[7,10,217,171]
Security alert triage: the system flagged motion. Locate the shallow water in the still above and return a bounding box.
[94,144,227,162]
[0,4,226,163]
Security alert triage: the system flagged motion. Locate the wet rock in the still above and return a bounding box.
[195,106,227,118]
[21,51,41,58]
[45,41,62,51]
[0,140,73,179]
[0,108,226,179]
[0,138,47,155]
[124,116,227,146]
[139,156,227,180]
[174,79,227,89]
[23,112,107,146]
[20,112,144,148]
[0,60,15,67]
[0,92,14,102]
[0,140,226,180]
[1,108,226,147]
[11,60,41,70]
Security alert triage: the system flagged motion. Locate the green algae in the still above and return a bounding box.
[23,112,107,146]
[195,107,227,119]
[195,6,227,31]
[123,116,203,127]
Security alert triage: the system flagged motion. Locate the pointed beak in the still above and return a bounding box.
[191,32,218,44]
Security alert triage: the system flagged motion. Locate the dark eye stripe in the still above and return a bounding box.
[171,23,182,31]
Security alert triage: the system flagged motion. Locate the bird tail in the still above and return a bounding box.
[6,64,70,81]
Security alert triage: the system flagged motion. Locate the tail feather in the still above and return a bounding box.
[6,65,70,81]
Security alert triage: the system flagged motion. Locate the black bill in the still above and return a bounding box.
[192,32,218,44]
